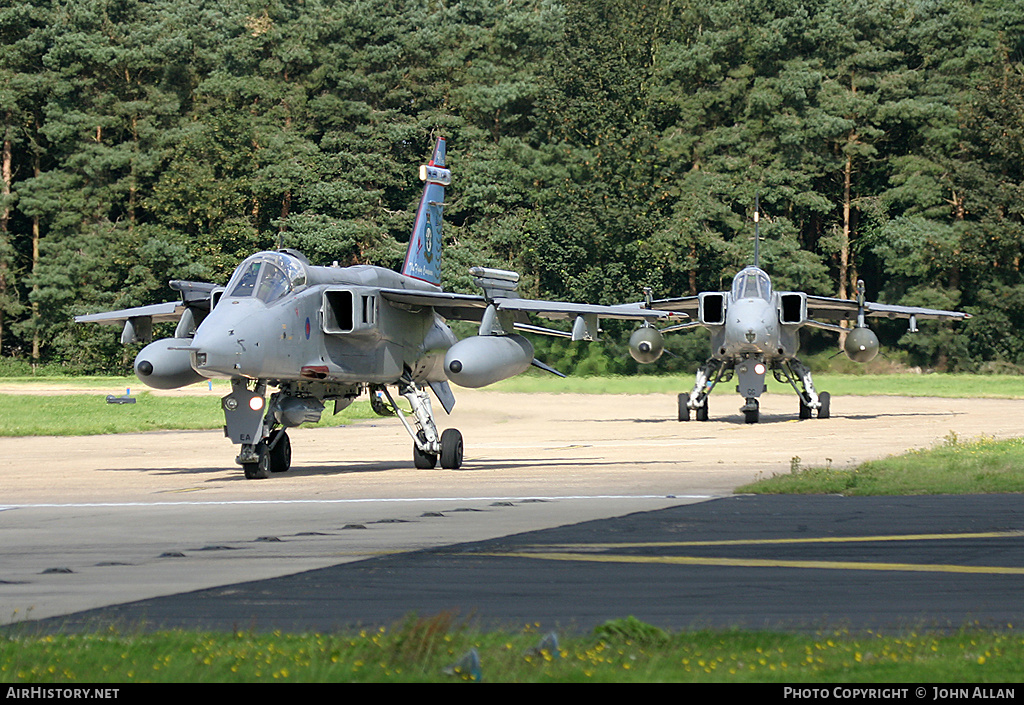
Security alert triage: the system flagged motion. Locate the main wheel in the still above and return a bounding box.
[439,428,464,469]
[799,398,812,419]
[413,442,437,469]
[268,429,291,473]
[243,442,271,479]
[678,394,691,422]
[817,391,831,419]
[695,398,709,421]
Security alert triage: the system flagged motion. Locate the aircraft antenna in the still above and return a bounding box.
[753,194,760,268]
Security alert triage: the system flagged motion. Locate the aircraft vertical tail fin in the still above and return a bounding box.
[401,137,450,287]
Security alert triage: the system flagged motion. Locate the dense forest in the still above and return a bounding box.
[1,0,1023,375]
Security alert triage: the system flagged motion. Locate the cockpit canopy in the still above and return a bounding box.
[225,251,308,304]
[731,267,772,301]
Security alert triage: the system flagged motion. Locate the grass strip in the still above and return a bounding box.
[0,392,376,437]
[491,372,1024,398]
[2,617,1022,683]
[739,434,1024,495]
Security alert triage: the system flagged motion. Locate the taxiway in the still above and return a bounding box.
[2,388,1022,631]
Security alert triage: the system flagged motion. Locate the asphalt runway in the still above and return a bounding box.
[23,494,1024,634]
[3,387,1024,633]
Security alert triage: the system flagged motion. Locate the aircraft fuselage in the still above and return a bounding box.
[716,297,782,358]
[189,253,456,386]
[708,266,799,366]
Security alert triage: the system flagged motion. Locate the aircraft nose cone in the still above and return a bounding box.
[190,301,269,379]
[190,325,246,377]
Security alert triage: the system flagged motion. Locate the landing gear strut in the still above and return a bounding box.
[383,375,464,469]
[776,358,830,419]
[680,358,727,422]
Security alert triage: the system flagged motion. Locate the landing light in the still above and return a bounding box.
[249,396,265,412]
[754,363,766,375]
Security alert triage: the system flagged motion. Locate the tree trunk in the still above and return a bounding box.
[840,149,852,301]
[31,152,40,369]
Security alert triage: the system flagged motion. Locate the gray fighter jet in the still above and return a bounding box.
[77,138,678,477]
[626,205,971,423]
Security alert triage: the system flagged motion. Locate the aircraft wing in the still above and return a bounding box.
[75,301,185,325]
[74,280,220,326]
[76,280,221,343]
[805,296,971,322]
[633,292,969,328]
[497,298,677,322]
[379,290,682,324]
[644,296,700,316]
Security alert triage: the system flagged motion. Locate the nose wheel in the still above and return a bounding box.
[240,429,291,479]
[742,399,759,424]
[242,441,272,479]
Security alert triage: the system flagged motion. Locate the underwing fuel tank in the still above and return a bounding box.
[134,338,205,389]
[444,334,534,388]
[628,326,665,364]
[844,326,880,363]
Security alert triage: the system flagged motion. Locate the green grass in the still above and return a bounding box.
[2,618,1022,683]
[739,434,1024,496]
[491,372,1024,398]
[0,390,376,436]
[5,372,1024,398]
[0,375,223,390]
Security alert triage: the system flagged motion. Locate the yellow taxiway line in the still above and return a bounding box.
[482,531,1024,576]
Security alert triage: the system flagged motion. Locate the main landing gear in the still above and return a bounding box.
[678,393,709,421]
[778,359,829,421]
[679,358,725,422]
[382,375,464,470]
[677,357,832,423]
[226,374,465,478]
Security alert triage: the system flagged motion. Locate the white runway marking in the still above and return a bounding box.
[0,494,718,510]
